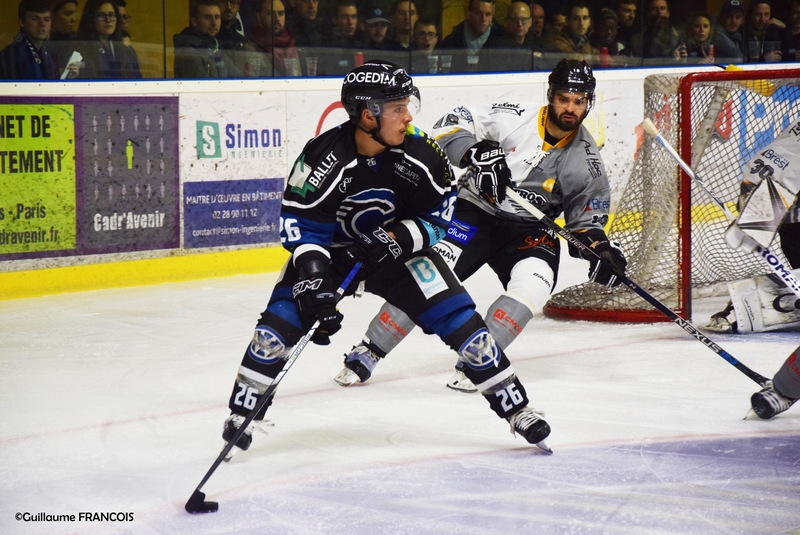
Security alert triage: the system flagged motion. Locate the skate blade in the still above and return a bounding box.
[535,438,553,454]
[743,408,758,420]
[334,367,360,386]
[445,377,478,393]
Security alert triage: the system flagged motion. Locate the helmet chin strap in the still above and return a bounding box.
[355,115,402,149]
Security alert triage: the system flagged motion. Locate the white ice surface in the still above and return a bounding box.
[1,250,798,534]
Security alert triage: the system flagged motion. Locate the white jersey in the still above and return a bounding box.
[430,100,612,235]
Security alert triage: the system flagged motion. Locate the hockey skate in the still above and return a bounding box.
[749,382,798,419]
[222,414,274,461]
[702,301,738,333]
[334,344,381,386]
[445,369,478,393]
[507,407,552,453]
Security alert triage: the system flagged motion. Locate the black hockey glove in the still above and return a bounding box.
[465,140,513,204]
[587,239,627,288]
[342,226,402,277]
[293,255,343,345]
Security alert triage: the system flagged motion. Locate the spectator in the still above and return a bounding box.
[47,0,81,76]
[545,8,566,39]
[744,0,795,63]
[76,0,140,78]
[250,0,299,76]
[1,0,60,79]
[173,0,232,78]
[790,0,800,60]
[387,0,418,49]
[633,0,686,63]
[545,0,597,61]
[326,0,362,49]
[409,17,438,73]
[683,12,717,64]
[437,0,506,72]
[613,0,637,54]
[530,3,546,54]
[218,0,247,45]
[483,1,536,70]
[286,0,324,47]
[713,0,746,62]
[361,6,403,50]
[113,0,142,77]
[589,7,629,63]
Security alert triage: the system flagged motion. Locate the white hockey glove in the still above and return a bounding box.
[466,140,513,204]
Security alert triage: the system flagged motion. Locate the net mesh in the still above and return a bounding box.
[544,69,800,322]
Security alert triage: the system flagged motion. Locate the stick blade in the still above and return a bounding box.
[185,490,219,514]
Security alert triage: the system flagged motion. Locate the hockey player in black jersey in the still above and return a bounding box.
[335,59,627,392]
[221,60,552,456]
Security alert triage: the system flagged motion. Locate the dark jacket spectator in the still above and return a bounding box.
[1,0,59,79]
[437,0,506,72]
[173,0,232,78]
[76,0,140,78]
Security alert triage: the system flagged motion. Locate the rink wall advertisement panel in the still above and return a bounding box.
[0,71,662,298]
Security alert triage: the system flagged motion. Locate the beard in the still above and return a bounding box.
[547,104,586,132]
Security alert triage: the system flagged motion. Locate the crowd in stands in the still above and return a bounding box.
[2,0,799,80]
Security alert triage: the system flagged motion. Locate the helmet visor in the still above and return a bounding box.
[367,87,421,118]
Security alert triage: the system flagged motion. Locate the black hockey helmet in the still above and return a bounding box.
[341,60,420,119]
[547,59,596,108]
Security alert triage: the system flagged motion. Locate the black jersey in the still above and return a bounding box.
[280,121,457,262]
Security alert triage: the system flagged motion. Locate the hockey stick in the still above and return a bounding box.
[185,262,362,514]
[505,188,769,387]
[642,118,800,301]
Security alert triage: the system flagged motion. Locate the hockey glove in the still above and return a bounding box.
[293,255,343,345]
[587,239,627,287]
[466,140,513,204]
[342,226,402,277]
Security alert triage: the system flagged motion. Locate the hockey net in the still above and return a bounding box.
[544,68,800,323]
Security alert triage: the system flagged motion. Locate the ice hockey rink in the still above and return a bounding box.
[1,249,798,535]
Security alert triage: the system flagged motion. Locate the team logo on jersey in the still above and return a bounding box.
[432,240,462,268]
[446,218,476,245]
[490,102,524,116]
[394,160,421,185]
[288,151,339,198]
[523,150,547,169]
[513,188,547,206]
[336,189,396,238]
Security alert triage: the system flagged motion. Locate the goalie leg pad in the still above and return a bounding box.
[728,269,800,332]
[773,347,800,401]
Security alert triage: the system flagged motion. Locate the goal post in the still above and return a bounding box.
[544,67,800,323]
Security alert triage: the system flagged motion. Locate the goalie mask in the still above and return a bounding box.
[547,59,596,111]
[341,60,421,146]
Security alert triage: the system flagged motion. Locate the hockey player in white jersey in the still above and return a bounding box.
[334,59,627,391]
[704,118,800,335]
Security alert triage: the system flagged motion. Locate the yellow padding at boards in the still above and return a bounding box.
[0,246,290,300]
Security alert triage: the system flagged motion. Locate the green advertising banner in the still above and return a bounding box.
[0,104,76,254]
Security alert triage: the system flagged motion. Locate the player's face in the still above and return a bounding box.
[21,11,51,43]
[549,90,589,132]
[377,98,413,146]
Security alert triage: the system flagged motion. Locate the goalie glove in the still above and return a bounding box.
[587,239,627,287]
[342,226,402,277]
[465,140,513,204]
